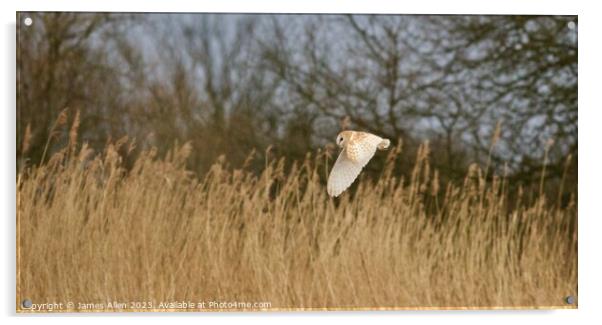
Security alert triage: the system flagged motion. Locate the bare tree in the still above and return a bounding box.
[17,12,138,167]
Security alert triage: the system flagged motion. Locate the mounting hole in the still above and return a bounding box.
[23,17,33,26]
[567,21,576,30]
[565,295,575,304]
[22,298,33,309]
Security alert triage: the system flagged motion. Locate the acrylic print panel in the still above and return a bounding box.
[16,12,578,312]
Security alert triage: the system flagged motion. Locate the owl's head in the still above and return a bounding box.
[336,131,352,148]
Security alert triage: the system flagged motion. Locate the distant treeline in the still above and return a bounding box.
[17,13,577,198]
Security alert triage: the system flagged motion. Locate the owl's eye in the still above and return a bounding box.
[337,136,343,145]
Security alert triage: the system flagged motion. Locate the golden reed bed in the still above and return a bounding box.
[17,138,577,311]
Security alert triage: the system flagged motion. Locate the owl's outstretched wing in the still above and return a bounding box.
[345,133,381,164]
[327,140,378,197]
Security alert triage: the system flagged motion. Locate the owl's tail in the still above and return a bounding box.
[378,138,390,150]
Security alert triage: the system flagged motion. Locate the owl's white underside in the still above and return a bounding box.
[327,132,389,197]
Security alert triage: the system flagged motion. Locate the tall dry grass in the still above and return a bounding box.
[17,136,577,310]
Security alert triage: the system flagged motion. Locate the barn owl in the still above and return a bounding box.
[327,131,390,197]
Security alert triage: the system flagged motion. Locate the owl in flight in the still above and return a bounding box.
[327,131,390,197]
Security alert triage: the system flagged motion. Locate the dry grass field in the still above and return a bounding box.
[17,139,577,311]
